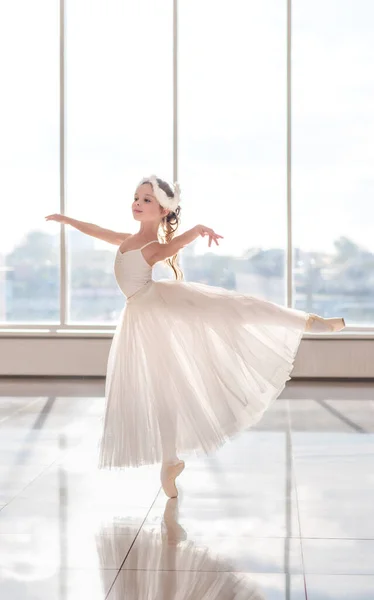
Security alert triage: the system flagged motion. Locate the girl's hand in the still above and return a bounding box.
[45,213,69,224]
[194,224,224,247]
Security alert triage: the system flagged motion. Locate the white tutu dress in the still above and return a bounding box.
[98,240,309,469]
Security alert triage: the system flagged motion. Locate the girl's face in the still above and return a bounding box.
[132,183,168,222]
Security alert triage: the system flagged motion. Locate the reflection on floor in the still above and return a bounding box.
[0,379,373,599]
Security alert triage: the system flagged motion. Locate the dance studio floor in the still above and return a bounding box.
[0,379,373,599]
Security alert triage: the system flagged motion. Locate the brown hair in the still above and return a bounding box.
[144,176,184,280]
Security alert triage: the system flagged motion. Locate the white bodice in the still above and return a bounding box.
[114,240,157,299]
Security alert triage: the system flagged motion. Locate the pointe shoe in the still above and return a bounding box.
[306,314,345,333]
[160,460,185,498]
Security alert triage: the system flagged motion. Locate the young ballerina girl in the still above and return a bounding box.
[45,174,345,498]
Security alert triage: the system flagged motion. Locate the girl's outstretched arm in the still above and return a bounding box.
[154,224,224,262]
[44,214,131,245]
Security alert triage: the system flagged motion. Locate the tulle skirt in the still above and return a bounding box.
[98,279,308,469]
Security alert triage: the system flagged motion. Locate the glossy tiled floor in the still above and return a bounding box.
[0,379,373,599]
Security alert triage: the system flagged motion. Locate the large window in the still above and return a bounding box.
[179,0,287,305]
[1,0,373,330]
[0,1,60,323]
[293,0,374,325]
[66,0,172,323]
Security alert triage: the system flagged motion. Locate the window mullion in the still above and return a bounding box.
[60,0,67,326]
[286,0,292,308]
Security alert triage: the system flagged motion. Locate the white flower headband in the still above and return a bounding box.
[138,174,181,212]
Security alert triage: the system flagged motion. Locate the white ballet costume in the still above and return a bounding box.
[98,240,310,470]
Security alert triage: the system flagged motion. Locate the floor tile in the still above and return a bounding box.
[302,539,374,574]
[298,502,374,539]
[0,496,150,535]
[0,568,116,600]
[305,574,374,599]
[288,400,353,432]
[0,532,134,569]
[15,464,161,506]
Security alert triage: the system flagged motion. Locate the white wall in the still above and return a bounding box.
[0,336,372,378]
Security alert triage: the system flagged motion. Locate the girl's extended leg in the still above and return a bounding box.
[243,295,345,333]
[240,294,345,332]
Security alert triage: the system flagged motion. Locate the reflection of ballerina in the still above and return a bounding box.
[46,175,345,498]
[97,498,266,600]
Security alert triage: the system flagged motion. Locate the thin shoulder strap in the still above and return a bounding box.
[140,240,158,250]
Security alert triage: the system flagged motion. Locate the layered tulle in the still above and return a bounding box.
[98,279,308,469]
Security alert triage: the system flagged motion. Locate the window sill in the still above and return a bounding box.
[0,327,373,339]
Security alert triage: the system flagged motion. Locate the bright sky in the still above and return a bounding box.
[0,0,373,256]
